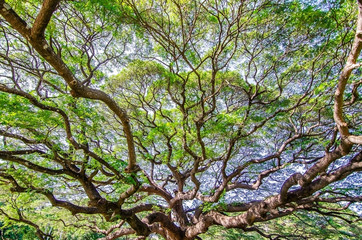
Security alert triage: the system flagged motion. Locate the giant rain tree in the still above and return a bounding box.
[0,0,361,239]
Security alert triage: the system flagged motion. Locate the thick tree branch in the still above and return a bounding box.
[0,153,66,175]
[333,1,362,145]
[31,0,61,39]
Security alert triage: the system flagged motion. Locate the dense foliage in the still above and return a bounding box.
[0,0,361,239]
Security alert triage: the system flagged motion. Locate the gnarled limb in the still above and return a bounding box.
[333,0,362,145]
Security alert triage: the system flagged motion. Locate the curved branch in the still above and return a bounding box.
[333,1,362,144]
[0,153,66,175]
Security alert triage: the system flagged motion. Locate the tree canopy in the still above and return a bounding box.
[0,0,361,239]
